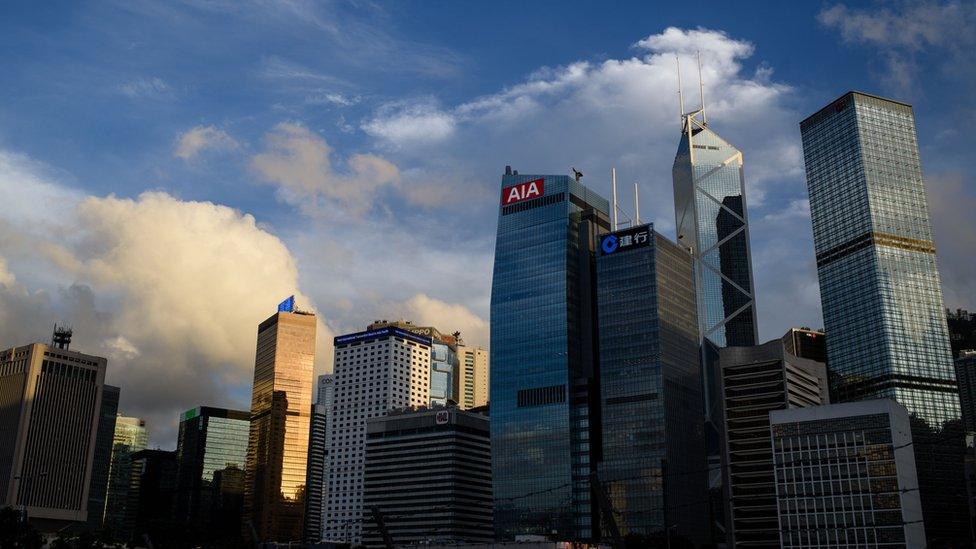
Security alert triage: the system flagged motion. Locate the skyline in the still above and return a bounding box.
[1,1,974,447]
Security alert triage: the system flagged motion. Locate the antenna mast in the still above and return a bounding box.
[676,54,685,125]
[634,182,641,225]
[697,50,706,125]
[611,168,618,231]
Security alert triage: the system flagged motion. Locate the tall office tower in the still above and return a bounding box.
[0,336,108,530]
[243,299,316,543]
[104,416,149,537]
[86,384,119,531]
[304,374,334,543]
[594,224,707,544]
[770,400,925,547]
[781,327,827,364]
[174,406,249,539]
[362,407,493,546]
[948,308,976,358]
[121,449,178,544]
[717,339,829,548]
[323,326,432,544]
[672,100,758,541]
[957,351,976,433]
[490,168,610,541]
[800,91,968,542]
[457,345,489,409]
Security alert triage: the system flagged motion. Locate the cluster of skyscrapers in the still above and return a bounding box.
[1,89,974,549]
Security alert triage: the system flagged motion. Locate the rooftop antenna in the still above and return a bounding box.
[634,182,641,225]
[697,50,707,125]
[52,323,72,350]
[611,168,618,231]
[676,54,685,126]
[572,167,583,183]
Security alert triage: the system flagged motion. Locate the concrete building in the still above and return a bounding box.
[86,384,119,531]
[243,299,317,543]
[0,337,109,530]
[770,400,925,548]
[717,339,829,547]
[103,415,149,538]
[362,407,492,547]
[323,326,432,544]
[490,169,610,541]
[457,345,489,409]
[948,308,976,359]
[801,91,967,542]
[174,406,249,538]
[369,320,461,407]
[305,374,334,543]
[594,223,707,544]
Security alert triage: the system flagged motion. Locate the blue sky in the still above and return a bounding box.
[1,0,973,445]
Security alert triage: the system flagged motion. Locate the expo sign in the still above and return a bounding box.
[501,178,544,206]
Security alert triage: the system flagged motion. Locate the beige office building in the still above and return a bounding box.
[243,304,316,543]
[0,340,108,529]
[457,345,489,409]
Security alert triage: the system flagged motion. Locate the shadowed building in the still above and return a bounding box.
[243,299,317,543]
[103,416,149,538]
[86,384,119,531]
[0,333,109,531]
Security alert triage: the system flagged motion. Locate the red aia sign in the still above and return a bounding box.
[501,178,544,206]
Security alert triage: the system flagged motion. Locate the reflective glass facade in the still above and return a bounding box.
[490,172,609,541]
[174,406,249,537]
[801,91,968,543]
[430,341,458,406]
[595,225,707,544]
[243,310,316,543]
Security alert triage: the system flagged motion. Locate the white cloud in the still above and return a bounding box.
[0,158,335,446]
[251,122,400,216]
[118,76,172,99]
[362,100,457,145]
[174,125,239,160]
[305,92,360,107]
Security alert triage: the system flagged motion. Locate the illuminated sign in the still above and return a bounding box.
[334,327,432,347]
[435,410,450,424]
[278,295,296,313]
[501,178,544,206]
[600,225,651,255]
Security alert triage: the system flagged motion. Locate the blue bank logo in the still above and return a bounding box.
[601,235,619,254]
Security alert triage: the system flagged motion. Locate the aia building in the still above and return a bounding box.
[490,167,609,541]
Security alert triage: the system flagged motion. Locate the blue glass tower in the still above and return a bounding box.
[801,91,967,543]
[595,224,707,545]
[490,168,609,541]
[672,105,758,540]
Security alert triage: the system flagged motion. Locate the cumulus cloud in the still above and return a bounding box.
[174,125,239,160]
[928,172,976,310]
[251,122,400,216]
[819,2,976,93]
[0,159,335,446]
[396,294,489,347]
[362,100,457,144]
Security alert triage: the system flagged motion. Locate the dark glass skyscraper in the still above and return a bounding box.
[490,169,609,541]
[87,384,119,531]
[595,224,707,544]
[801,91,968,543]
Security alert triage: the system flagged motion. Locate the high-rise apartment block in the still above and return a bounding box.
[368,321,461,407]
[174,406,249,538]
[362,407,493,546]
[490,169,610,541]
[717,339,829,547]
[770,400,925,548]
[243,301,317,543]
[0,338,109,529]
[304,374,334,543]
[87,384,120,530]
[457,345,489,409]
[594,223,707,543]
[323,326,432,544]
[801,91,967,542]
[104,415,149,537]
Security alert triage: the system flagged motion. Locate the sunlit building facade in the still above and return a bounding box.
[243,305,317,543]
[104,415,149,536]
[801,91,967,543]
[490,169,610,541]
[458,345,489,409]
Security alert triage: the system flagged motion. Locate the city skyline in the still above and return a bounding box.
[0,1,974,450]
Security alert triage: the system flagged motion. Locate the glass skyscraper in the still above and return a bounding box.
[595,224,707,545]
[672,105,758,540]
[801,91,968,543]
[490,168,609,541]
